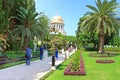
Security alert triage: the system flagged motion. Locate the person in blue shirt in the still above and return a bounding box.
[39,45,44,60]
[25,46,32,66]
[55,48,58,59]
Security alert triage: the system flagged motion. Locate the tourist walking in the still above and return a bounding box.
[55,48,58,59]
[43,45,48,58]
[25,46,32,66]
[65,47,70,59]
[61,48,64,54]
[39,46,44,60]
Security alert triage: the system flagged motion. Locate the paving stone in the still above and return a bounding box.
[0,53,69,80]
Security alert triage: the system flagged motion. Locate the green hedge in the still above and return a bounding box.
[104,47,120,52]
[80,47,120,52]
[85,47,98,51]
[71,51,80,71]
[2,51,25,60]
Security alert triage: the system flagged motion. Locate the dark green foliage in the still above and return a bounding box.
[76,17,99,48]
[28,41,34,50]
[9,40,21,50]
[85,47,98,51]
[112,36,120,47]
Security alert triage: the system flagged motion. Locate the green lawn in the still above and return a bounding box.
[46,51,120,80]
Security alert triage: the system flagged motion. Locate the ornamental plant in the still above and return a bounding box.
[71,51,80,71]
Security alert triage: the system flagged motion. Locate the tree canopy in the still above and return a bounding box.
[77,0,120,53]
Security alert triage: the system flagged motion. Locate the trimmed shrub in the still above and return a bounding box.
[104,47,120,52]
[64,51,86,75]
[71,52,80,71]
[85,47,98,51]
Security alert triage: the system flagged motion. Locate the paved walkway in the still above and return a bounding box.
[0,53,66,80]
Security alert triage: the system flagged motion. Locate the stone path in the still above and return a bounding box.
[0,54,65,80]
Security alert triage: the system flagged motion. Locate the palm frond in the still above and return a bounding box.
[87,5,98,13]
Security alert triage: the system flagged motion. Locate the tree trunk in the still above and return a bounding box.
[98,20,105,54]
[98,35,105,53]
[24,36,28,50]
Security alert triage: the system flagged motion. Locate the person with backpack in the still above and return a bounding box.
[25,46,32,66]
[39,45,44,60]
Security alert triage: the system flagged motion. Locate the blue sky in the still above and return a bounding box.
[34,0,120,36]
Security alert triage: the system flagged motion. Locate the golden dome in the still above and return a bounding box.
[51,15,64,24]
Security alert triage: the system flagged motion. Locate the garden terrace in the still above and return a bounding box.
[46,51,120,80]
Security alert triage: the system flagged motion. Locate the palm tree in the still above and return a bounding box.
[81,0,120,53]
[10,7,40,49]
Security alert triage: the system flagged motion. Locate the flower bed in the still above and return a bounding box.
[64,53,86,76]
[96,60,115,63]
